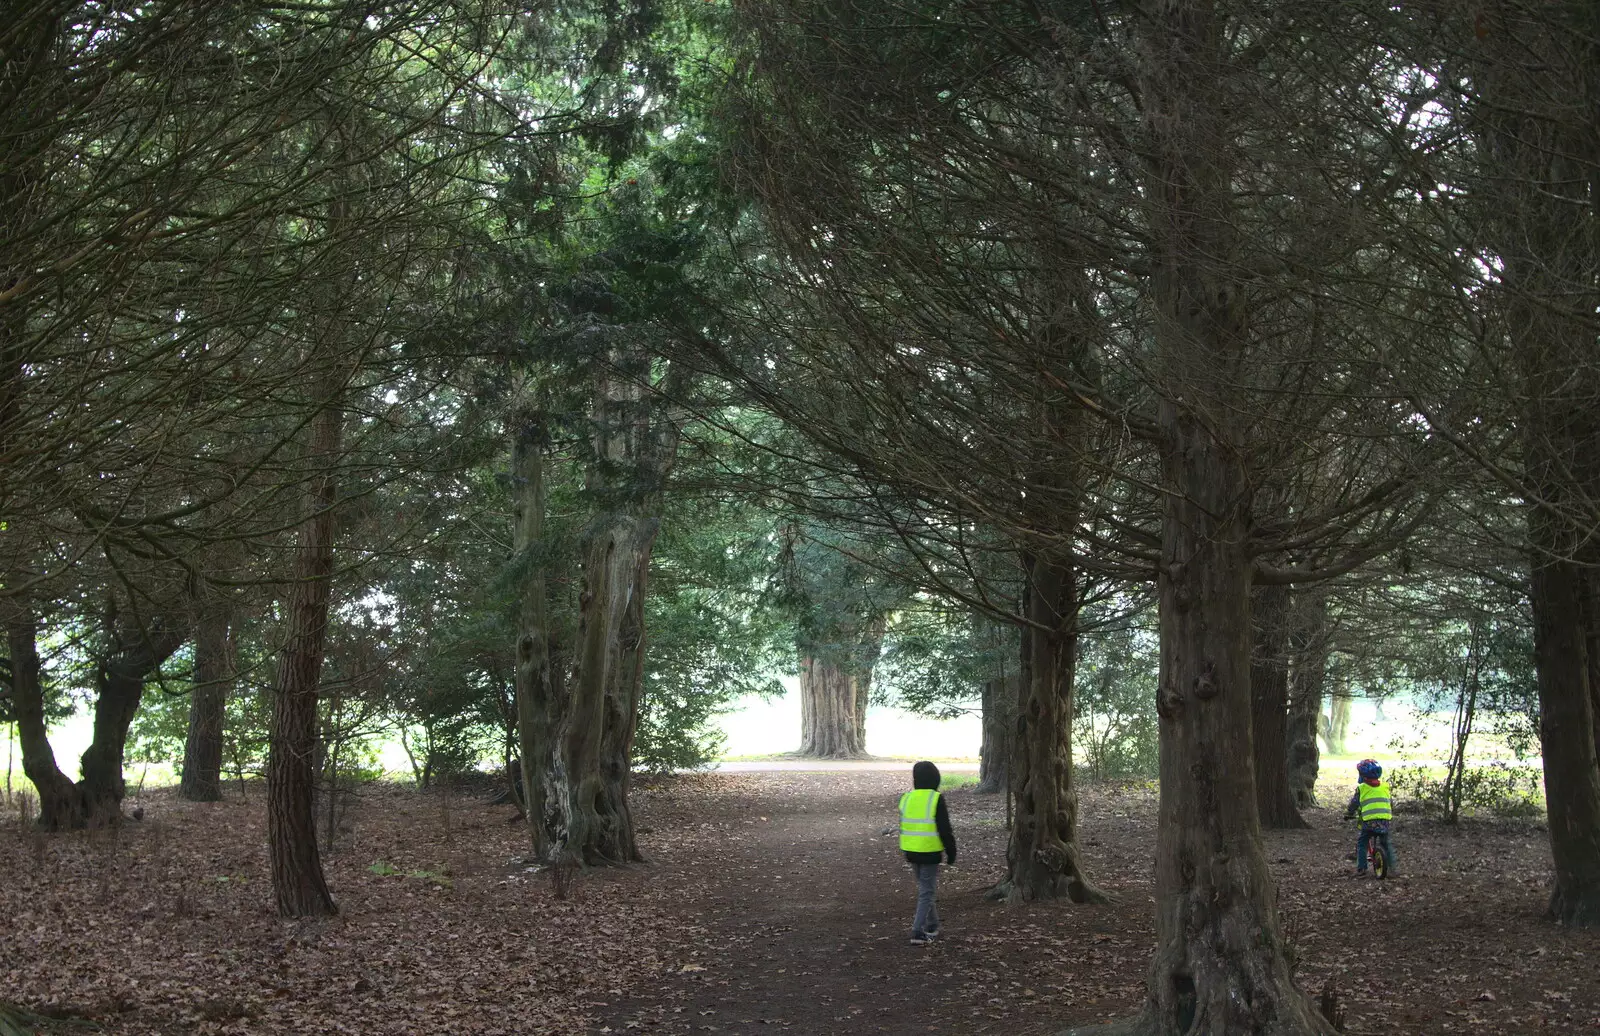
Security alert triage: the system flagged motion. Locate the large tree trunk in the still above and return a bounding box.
[1528,550,1600,926]
[80,622,185,822]
[9,618,83,829]
[1075,4,1335,1031]
[1466,0,1600,926]
[12,612,184,830]
[1251,585,1305,829]
[512,408,560,859]
[180,603,232,802]
[1285,594,1328,809]
[266,400,341,919]
[993,551,1104,903]
[553,359,677,866]
[797,653,866,758]
[559,515,649,865]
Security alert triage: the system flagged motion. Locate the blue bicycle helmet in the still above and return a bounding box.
[1356,758,1382,781]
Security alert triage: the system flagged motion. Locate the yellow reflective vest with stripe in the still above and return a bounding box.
[1358,781,1392,823]
[899,789,943,853]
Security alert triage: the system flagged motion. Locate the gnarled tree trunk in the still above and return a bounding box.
[797,653,866,758]
[180,603,232,802]
[561,516,634,865]
[597,516,661,864]
[548,359,678,867]
[1251,584,1305,829]
[13,613,184,830]
[9,617,81,828]
[994,551,1105,904]
[266,399,342,919]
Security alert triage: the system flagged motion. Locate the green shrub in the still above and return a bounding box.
[1388,762,1544,821]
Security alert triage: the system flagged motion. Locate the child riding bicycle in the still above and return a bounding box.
[1343,758,1396,878]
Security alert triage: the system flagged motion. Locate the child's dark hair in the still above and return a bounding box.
[912,760,941,790]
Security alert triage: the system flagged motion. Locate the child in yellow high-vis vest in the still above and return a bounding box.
[1343,758,1396,877]
[899,760,957,945]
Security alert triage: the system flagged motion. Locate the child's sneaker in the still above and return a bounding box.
[1350,869,1368,878]
[909,932,929,946]
[925,926,941,939]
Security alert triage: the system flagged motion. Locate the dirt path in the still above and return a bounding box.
[600,772,1600,1036]
[4,772,1598,1035]
[596,772,1148,1035]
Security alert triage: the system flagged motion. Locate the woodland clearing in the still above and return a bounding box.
[1,772,1597,1036]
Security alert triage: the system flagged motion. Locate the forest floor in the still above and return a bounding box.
[1,772,1597,1035]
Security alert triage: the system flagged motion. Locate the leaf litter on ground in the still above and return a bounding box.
[0,772,1597,1035]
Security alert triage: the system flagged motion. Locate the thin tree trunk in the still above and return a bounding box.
[1251,585,1305,829]
[1285,594,1328,809]
[511,409,559,859]
[180,603,232,802]
[976,616,1016,795]
[597,517,660,864]
[1326,694,1351,755]
[994,550,1105,903]
[977,670,1018,795]
[852,615,886,751]
[1582,569,1600,778]
[266,399,342,918]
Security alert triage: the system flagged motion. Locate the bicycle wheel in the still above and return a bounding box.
[1371,843,1387,879]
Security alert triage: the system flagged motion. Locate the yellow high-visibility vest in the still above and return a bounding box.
[899,789,943,852]
[1358,781,1392,822]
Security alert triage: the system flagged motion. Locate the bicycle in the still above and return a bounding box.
[1346,816,1389,879]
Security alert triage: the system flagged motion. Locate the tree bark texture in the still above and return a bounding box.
[180,603,232,802]
[1285,594,1328,809]
[995,551,1104,903]
[1528,551,1600,926]
[597,515,661,865]
[266,400,341,919]
[1475,0,1600,927]
[9,617,82,829]
[1104,1,1334,1030]
[977,670,1019,795]
[798,653,866,758]
[511,410,560,859]
[548,359,677,866]
[1251,585,1305,829]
